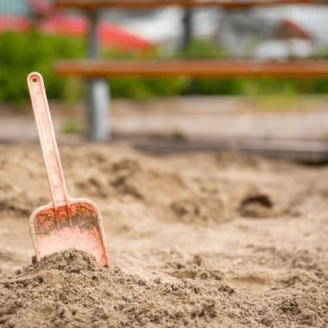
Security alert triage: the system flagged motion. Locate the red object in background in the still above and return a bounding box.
[40,16,151,51]
[0,0,151,51]
[0,16,29,33]
[276,18,313,42]
[28,0,51,15]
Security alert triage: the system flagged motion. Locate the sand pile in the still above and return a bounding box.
[1,249,326,328]
[1,250,220,327]
[0,144,327,327]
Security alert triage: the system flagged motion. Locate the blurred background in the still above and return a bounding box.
[1,0,328,162]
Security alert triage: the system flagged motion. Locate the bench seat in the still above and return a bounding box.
[54,59,328,79]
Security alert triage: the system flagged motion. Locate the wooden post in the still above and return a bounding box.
[86,11,110,141]
[181,8,193,54]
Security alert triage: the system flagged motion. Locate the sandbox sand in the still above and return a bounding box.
[0,144,327,327]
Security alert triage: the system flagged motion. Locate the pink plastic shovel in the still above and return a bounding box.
[27,72,109,267]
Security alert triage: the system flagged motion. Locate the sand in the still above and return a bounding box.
[0,143,327,327]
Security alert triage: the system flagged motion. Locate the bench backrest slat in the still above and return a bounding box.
[54,0,325,10]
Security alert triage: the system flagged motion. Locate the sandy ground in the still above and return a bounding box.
[0,143,327,327]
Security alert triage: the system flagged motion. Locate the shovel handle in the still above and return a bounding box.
[27,72,68,208]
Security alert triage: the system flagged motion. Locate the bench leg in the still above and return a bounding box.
[181,8,193,54]
[86,79,110,141]
[86,11,110,141]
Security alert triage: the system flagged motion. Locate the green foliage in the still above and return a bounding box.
[300,79,328,94]
[63,77,84,105]
[62,118,84,134]
[0,31,327,104]
[241,79,299,110]
[109,76,188,101]
[175,38,227,59]
[240,78,328,110]
[0,30,84,103]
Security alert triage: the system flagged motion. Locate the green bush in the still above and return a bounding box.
[108,76,188,100]
[0,31,327,103]
[175,38,227,59]
[232,75,328,99]
[0,30,84,103]
[240,78,299,110]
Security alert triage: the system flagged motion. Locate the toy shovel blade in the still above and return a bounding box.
[27,72,109,267]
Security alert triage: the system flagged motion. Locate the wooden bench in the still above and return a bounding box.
[53,0,328,141]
